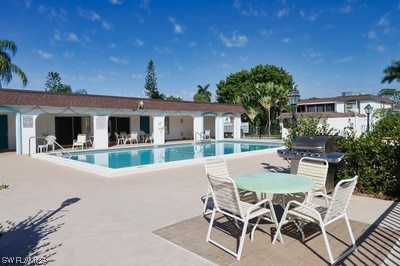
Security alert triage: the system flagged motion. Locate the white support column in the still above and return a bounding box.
[233,116,242,139]
[193,116,203,141]
[152,116,165,145]
[93,115,109,149]
[21,114,38,155]
[215,116,224,141]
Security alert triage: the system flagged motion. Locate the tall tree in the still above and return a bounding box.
[193,84,212,102]
[378,88,400,104]
[0,39,28,88]
[144,60,163,99]
[45,72,62,92]
[45,71,75,93]
[382,60,400,84]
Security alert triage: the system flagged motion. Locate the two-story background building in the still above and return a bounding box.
[279,92,394,139]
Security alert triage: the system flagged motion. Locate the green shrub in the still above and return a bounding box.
[285,112,400,198]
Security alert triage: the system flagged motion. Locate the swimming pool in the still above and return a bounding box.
[44,140,283,177]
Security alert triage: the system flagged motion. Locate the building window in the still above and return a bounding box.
[345,101,357,113]
[326,104,334,111]
[165,117,170,134]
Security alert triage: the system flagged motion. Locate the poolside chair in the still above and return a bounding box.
[203,158,230,215]
[72,134,87,150]
[296,157,329,205]
[272,176,358,265]
[145,133,153,143]
[114,132,124,145]
[125,132,139,144]
[204,129,211,140]
[203,158,258,215]
[206,173,280,260]
[45,135,57,151]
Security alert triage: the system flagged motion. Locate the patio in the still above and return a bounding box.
[0,149,399,265]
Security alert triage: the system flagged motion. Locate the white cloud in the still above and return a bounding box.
[299,9,320,21]
[367,30,377,39]
[109,0,123,4]
[169,17,184,34]
[339,5,352,13]
[53,29,62,41]
[78,8,101,21]
[140,0,150,9]
[334,55,353,63]
[109,43,117,48]
[67,33,79,42]
[154,46,172,54]
[63,51,75,58]
[134,38,145,46]
[109,56,129,64]
[282,38,291,43]
[276,8,289,18]
[132,73,144,79]
[219,32,248,47]
[102,21,113,30]
[378,13,390,27]
[35,49,53,59]
[260,29,273,38]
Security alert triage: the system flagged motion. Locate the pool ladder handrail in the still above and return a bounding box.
[194,131,211,143]
[29,136,68,157]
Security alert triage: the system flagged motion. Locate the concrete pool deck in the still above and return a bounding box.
[0,147,399,265]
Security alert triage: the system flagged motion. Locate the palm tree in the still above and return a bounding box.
[0,39,28,88]
[194,84,212,102]
[255,83,274,138]
[382,60,400,84]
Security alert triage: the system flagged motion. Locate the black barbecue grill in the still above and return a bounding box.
[277,136,346,192]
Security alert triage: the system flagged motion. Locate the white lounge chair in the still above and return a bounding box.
[72,134,87,150]
[206,173,280,260]
[272,176,358,265]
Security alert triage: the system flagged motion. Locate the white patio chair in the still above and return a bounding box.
[125,132,139,144]
[45,135,57,151]
[297,157,329,205]
[204,129,211,139]
[206,173,280,260]
[72,134,87,150]
[114,132,124,145]
[272,176,358,265]
[203,158,230,215]
[145,133,153,143]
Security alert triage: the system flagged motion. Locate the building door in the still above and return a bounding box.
[55,117,82,145]
[0,115,8,149]
[140,116,150,133]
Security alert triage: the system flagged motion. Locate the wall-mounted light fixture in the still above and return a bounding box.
[134,100,144,111]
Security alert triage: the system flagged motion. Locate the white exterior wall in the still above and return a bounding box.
[215,116,224,140]
[93,115,109,149]
[233,116,241,139]
[152,116,165,145]
[22,114,39,155]
[166,116,193,140]
[193,116,203,141]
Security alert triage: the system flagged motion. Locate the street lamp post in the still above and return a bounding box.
[288,86,300,127]
[364,104,373,132]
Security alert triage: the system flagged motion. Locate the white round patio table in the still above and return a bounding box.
[235,172,315,194]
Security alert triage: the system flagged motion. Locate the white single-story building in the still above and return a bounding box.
[0,88,245,155]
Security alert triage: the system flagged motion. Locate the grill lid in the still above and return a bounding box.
[292,136,337,153]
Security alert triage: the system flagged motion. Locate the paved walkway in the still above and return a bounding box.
[0,150,398,265]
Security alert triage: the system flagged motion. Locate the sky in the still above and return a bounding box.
[2,0,400,101]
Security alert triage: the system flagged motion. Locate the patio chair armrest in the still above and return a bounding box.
[285,200,323,220]
[246,198,274,215]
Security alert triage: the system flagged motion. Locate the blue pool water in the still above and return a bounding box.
[54,141,281,169]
